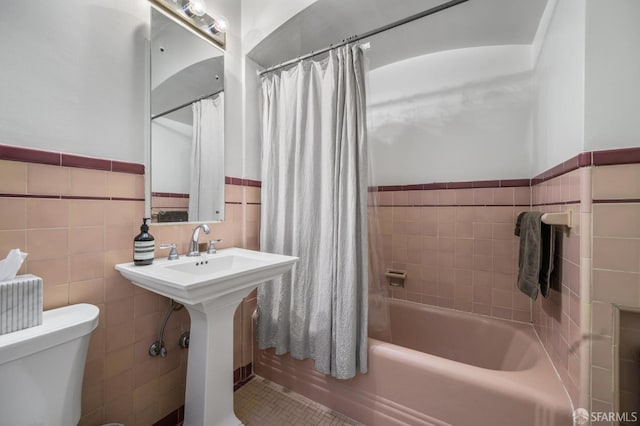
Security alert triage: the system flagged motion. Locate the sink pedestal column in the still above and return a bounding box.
[183,290,252,426]
[114,248,298,425]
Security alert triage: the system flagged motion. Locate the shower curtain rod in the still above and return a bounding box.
[258,0,469,77]
[151,88,224,120]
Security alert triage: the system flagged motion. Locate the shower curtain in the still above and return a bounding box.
[188,94,224,221]
[257,45,369,379]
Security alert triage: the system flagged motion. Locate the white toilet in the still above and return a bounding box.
[0,303,99,426]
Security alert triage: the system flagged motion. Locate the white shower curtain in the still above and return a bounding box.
[257,45,369,379]
[188,94,224,221]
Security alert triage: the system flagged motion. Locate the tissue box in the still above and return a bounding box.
[0,274,43,335]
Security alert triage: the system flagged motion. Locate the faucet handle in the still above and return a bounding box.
[208,239,223,254]
[159,243,179,260]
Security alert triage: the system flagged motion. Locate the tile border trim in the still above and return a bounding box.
[225,176,262,188]
[150,362,253,426]
[531,152,591,184]
[0,195,257,203]
[593,198,640,204]
[5,144,639,192]
[532,147,640,183]
[233,362,254,391]
[373,178,530,192]
[374,203,531,208]
[151,405,184,426]
[0,144,263,186]
[370,147,640,192]
[151,192,190,199]
[532,200,581,207]
[0,144,145,175]
[592,147,640,166]
[0,193,144,202]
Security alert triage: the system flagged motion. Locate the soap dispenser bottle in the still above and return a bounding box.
[134,218,155,266]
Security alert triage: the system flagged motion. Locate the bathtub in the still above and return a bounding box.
[253,299,572,426]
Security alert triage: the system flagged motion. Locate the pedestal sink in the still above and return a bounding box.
[115,248,297,426]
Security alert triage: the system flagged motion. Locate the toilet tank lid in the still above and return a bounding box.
[0,304,99,365]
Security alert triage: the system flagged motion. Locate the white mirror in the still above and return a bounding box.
[150,8,225,223]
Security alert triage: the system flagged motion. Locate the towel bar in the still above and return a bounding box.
[541,211,572,228]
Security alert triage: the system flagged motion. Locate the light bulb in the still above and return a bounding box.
[186,0,206,17]
[209,15,228,34]
[215,16,229,31]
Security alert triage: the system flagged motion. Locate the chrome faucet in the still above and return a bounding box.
[187,224,210,256]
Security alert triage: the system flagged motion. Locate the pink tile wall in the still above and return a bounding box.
[376,186,532,322]
[531,168,585,409]
[151,196,189,209]
[0,158,259,426]
[591,163,640,418]
[374,168,591,409]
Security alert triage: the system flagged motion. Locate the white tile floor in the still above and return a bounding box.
[234,376,362,426]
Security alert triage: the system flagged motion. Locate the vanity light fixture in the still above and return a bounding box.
[184,0,206,17]
[217,15,229,31]
[208,15,229,34]
[149,0,226,49]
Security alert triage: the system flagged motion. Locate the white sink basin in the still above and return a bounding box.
[115,247,297,306]
[165,254,266,274]
[115,247,297,426]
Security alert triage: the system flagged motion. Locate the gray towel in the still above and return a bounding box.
[514,212,555,300]
[539,221,555,297]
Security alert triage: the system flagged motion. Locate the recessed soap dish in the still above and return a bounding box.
[386,269,407,288]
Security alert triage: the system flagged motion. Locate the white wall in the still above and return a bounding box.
[151,118,192,193]
[241,0,317,55]
[0,0,149,163]
[531,0,640,174]
[584,0,640,151]
[0,0,247,181]
[368,45,534,185]
[204,0,245,179]
[242,57,263,180]
[241,0,638,185]
[238,0,320,181]
[531,0,585,176]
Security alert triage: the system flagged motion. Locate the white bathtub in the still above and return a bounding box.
[254,299,572,426]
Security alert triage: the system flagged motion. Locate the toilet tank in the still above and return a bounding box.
[0,303,99,426]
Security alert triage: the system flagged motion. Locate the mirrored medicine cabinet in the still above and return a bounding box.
[149,7,225,223]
